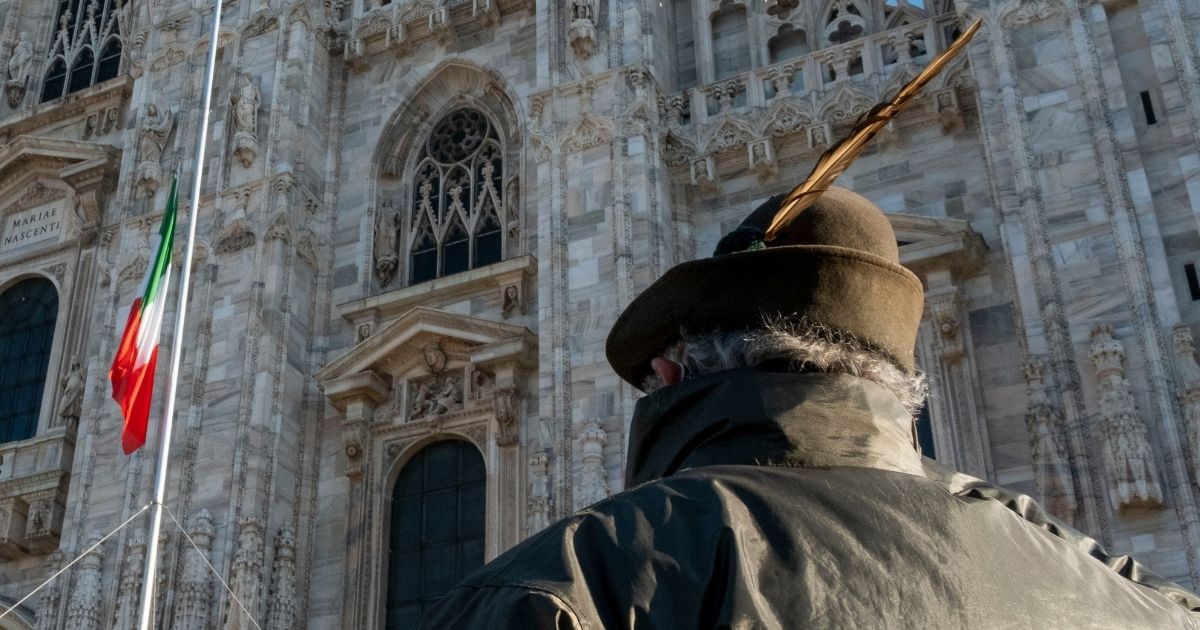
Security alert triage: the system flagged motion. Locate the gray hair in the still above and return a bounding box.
[642,316,928,418]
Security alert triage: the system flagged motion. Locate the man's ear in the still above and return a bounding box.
[651,357,685,386]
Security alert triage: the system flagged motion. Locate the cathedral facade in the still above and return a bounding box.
[1,0,1200,627]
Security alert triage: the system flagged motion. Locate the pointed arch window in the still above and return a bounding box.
[41,0,124,103]
[0,278,59,444]
[386,440,486,627]
[408,108,507,285]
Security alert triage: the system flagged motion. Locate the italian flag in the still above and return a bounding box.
[110,178,177,454]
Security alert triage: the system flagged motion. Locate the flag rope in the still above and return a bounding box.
[160,503,263,630]
[0,503,150,621]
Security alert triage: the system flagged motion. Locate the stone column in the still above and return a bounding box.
[267,522,297,630]
[224,519,265,630]
[575,419,609,509]
[1089,324,1164,511]
[173,509,216,630]
[112,534,146,630]
[64,532,104,630]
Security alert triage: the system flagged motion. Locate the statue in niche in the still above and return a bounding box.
[5,32,31,107]
[231,72,261,167]
[568,0,598,59]
[373,200,400,286]
[135,104,173,198]
[57,359,85,424]
[571,0,594,21]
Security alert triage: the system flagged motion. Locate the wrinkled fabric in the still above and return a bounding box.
[422,370,1200,629]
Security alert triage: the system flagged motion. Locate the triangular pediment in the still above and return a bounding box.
[0,136,119,190]
[890,213,987,280]
[316,306,535,386]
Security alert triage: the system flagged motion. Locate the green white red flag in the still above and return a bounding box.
[110,178,177,454]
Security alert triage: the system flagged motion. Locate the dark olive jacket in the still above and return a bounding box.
[422,369,1200,629]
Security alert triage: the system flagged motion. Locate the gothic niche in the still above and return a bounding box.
[1089,324,1164,512]
[135,104,173,198]
[408,342,463,421]
[231,72,262,168]
[374,198,400,286]
[5,32,32,107]
[568,0,598,59]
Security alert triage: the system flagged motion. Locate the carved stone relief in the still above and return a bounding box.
[575,419,608,509]
[527,451,550,534]
[568,0,597,59]
[501,283,524,318]
[1089,324,1163,512]
[64,532,104,630]
[267,523,298,630]
[4,32,31,107]
[172,509,216,630]
[1173,325,1200,486]
[494,386,520,446]
[1022,357,1078,522]
[224,519,265,630]
[231,72,262,168]
[373,199,400,286]
[112,534,146,630]
[135,104,174,199]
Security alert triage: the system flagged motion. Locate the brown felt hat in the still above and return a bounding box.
[606,187,925,390]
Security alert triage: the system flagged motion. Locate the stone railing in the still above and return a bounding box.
[678,14,963,124]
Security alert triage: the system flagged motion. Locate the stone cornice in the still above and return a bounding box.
[0,76,133,141]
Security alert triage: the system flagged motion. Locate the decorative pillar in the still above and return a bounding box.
[112,534,146,629]
[173,509,216,630]
[1022,357,1078,523]
[64,532,104,630]
[267,523,297,630]
[575,420,609,509]
[34,551,63,630]
[1173,325,1200,485]
[1089,324,1164,511]
[224,519,265,630]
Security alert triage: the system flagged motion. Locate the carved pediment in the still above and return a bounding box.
[317,306,535,410]
[892,213,987,281]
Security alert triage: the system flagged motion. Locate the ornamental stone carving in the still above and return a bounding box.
[409,372,463,420]
[934,88,964,135]
[501,284,524,318]
[494,386,520,446]
[173,509,216,630]
[5,32,32,107]
[690,157,719,196]
[748,138,777,181]
[268,523,298,630]
[928,291,964,362]
[576,420,608,508]
[224,519,265,630]
[231,72,262,168]
[374,199,400,286]
[112,534,146,630]
[568,0,597,59]
[1173,325,1200,486]
[528,452,550,533]
[1022,358,1077,522]
[64,532,104,630]
[135,104,174,198]
[1089,324,1163,512]
[35,552,63,630]
[57,358,84,426]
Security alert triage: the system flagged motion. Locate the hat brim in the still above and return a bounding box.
[605,244,925,390]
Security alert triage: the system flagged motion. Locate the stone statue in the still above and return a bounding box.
[411,382,434,419]
[502,284,523,318]
[231,73,261,167]
[7,32,32,88]
[373,200,400,285]
[422,342,447,373]
[135,104,173,198]
[57,360,84,423]
[571,0,594,21]
[431,376,461,415]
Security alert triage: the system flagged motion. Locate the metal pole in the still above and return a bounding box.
[136,0,222,626]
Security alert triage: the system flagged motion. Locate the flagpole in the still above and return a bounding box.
[136,0,222,626]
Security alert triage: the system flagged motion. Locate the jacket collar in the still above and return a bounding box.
[624,368,924,487]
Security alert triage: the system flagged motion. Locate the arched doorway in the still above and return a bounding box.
[385,439,486,628]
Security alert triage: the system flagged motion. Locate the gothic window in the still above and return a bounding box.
[824,0,868,44]
[408,108,507,285]
[768,24,810,64]
[386,440,486,628]
[41,0,124,103]
[0,279,59,444]
[711,5,751,80]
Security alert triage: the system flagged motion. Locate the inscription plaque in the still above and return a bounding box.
[2,202,65,253]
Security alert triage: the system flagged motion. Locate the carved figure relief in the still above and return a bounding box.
[173,510,216,630]
[5,32,32,107]
[57,359,85,425]
[576,420,609,508]
[528,452,550,533]
[409,372,463,420]
[135,104,174,198]
[568,0,598,59]
[1089,324,1163,512]
[494,386,520,446]
[64,532,105,630]
[224,519,265,630]
[502,284,524,318]
[374,199,401,286]
[748,139,777,181]
[1022,358,1077,522]
[231,72,262,168]
[934,88,964,134]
